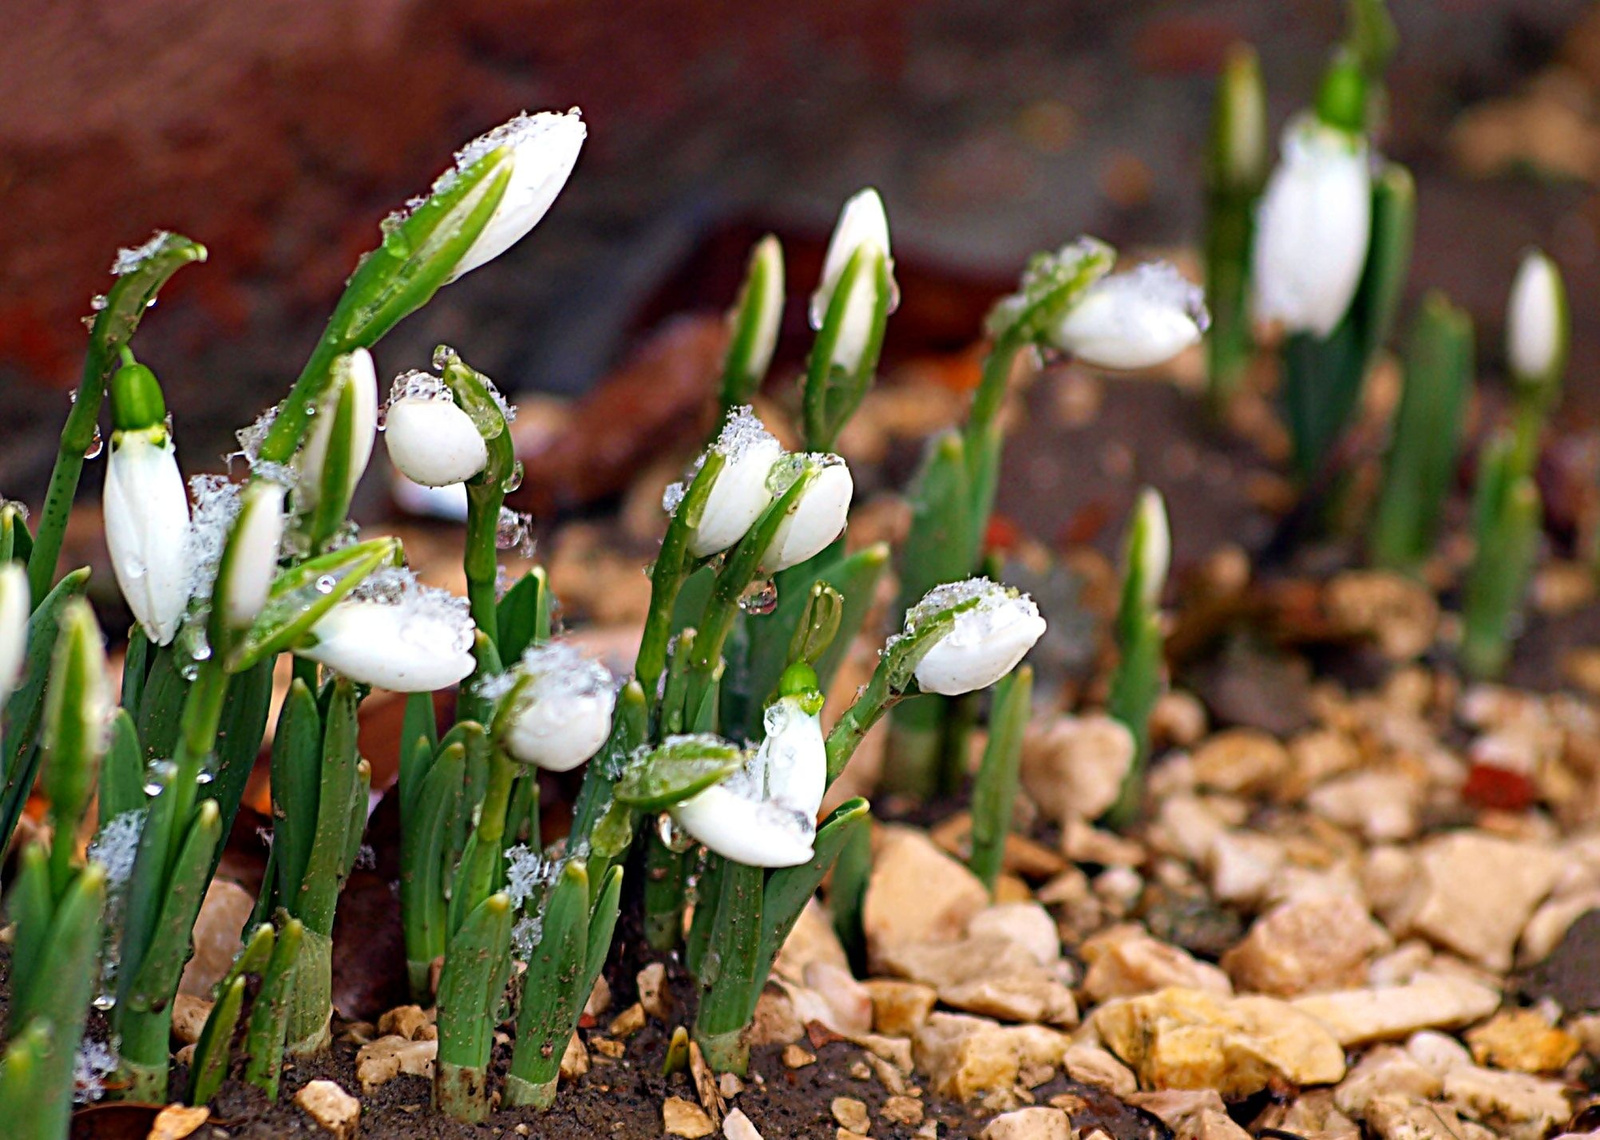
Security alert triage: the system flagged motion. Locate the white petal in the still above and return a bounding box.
[0,564,27,709]
[672,784,817,868]
[689,435,783,558]
[827,256,884,373]
[1507,251,1564,383]
[505,642,617,771]
[1133,488,1170,608]
[913,595,1047,696]
[384,398,489,487]
[449,110,587,282]
[751,697,827,820]
[104,432,191,644]
[763,462,852,572]
[299,348,379,505]
[810,188,891,329]
[223,483,285,628]
[297,596,476,692]
[1252,118,1371,338]
[1052,263,1207,370]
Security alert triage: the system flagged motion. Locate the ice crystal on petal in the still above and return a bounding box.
[111,231,173,276]
[711,405,776,460]
[233,404,280,465]
[387,371,455,407]
[903,577,1019,634]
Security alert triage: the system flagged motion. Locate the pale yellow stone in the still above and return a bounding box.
[560,1033,589,1081]
[1290,973,1501,1047]
[665,1095,716,1139]
[979,1107,1072,1140]
[1467,1009,1581,1073]
[831,1097,871,1133]
[1020,714,1134,823]
[148,1104,211,1140]
[914,1012,1069,1102]
[638,961,673,1020]
[294,1079,360,1139]
[782,1043,816,1069]
[863,978,938,1037]
[1080,925,1232,1003]
[863,827,988,968]
[1442,1065,1572,1140]
[355,1035,436,1091]
[1365,1095,1496,1140]
[177,880,255,997]
[1062,1043,1136,1097]
[1332,1046,1443,1116]
[1222,896,1390,997]
[376,1004,432,1041]
[1192,729,1289,796]
[171,994,213,1045]
[773,898,852,983]
[746,986,804,1046]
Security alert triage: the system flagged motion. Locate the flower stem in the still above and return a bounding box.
[464,480,505,648]
[691,861,764,1075]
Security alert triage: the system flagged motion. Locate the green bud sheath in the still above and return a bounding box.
[109,352,169,433]
[1314,49,1369,134]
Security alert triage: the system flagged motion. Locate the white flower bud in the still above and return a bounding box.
[295,575,475,692]
[502,642,616,772]
[1506,249,1567,387]
[1051,262,1209,370]
[810,188,893,329]
[298,348,379,506]
[1252,115,1372,338]
[671,692,826,868]
[446,110,587,283]
[1132,487,1170,609]
[0,564,27,709]
[382,373,489,488]
[221,481,285,629]
[908,578,1047,696]
[104,427,191,645]
[677,408,783,558]
[762,459,852,572]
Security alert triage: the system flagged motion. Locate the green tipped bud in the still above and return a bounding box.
[1209,44,1268,194]
[721,235,786,410]
[42,599,111,834]
[108,350,168,433]
[1314,49,1369,133]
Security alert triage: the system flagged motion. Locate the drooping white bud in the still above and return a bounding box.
[1252,115,1372,338]
[382,372,489,488]
[445,110,587,283]
[1506,249,1567,388]
[502,642,617,772]
[670,688,827,868]
[0,564,27,709]
[1051,262,1209,369]
[220,481,285,630]
[761,457,852,572]
[810,188,893,329]
[676,407,784,558]
[908,578,1047,696]
[294,572,475,692]
[104,428,191,645]
[298,348,379,507]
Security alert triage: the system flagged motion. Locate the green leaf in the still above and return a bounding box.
[226,538,398,671]
[126,801,221,1010]
[508,861,589,1089]
[209,655,275,865]
[585,865,623,986]
[968,666,1032,891]
[270,680,322,905]
[189,974,246,1105]
[437,893,514,1073]
[756,798,870,982]
[0,1020,52,1138]
[42,598,110,882]
[401,742,466,996]
[243,914,303,1099]
[99,709,146,824]
[613,742,743,812]
[134,642,189,763]
[6,846,51,1034]
[295,679,360,934]
[496,567,552,663]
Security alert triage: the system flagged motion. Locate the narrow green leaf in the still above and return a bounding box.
[508,861,589,1088]
[496,567,551,663]
[126,800,221,1010]
[99,709,145,825]
[969,666,1033,891]
[270,679,322,906]
[243,914,303,1099]
[189,974,246,1105]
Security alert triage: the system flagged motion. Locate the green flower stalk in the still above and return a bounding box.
[1204,44,1268,410]
[1370,293,1474,572]
[1105,489,1171,829]
[1461,433,1543,679]
[968,664,1033,892]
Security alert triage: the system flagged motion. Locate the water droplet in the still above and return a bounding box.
[92,993,116,1011]
[496,508,535,557]
[90,294,108,312]
[657,812,695,854]
[315,574,337,594]
[83,426,103,459]
[196,770,215,786]
[738,578,779,615]
[432,344,457,371]
[502,461,524,493]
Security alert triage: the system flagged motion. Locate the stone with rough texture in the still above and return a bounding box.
[1080,925,1232,1003]
[1388,834,1563,971]
[801,962,874,1035]
[1207,830,1286,906]
[1093,987,1346,1096]
[1020,714,1134,824]
[178,880,256,996]
[1466,1009,1581,1073]
[355,1035,436,1091]
[148,1105,210,1140]
[979,1107,1073,1140]
[864,827,988,967]
[881,1096,924,1126]
[1062,1043,1137,1097]
[968,903,1060,965]
[746,986,804,1045]
[665,1096,716,1139]
[560,1034,589,1080]
[171,994,213,1045]
[1222,895,1391,997]
[1191,729,1289,796]
[1332,1046,1443,1116]
[832,1097,871,1133]
[774,899,852,983]
[914,1013,1069,1102]
[376,1004,432,1041]
[1442,1064,1572,1139]
[941,975,1078,1026]
[1291,973,1501,1046]
[1307,771,1424,842]
[639,961,673,1020]
[878,935,1075,1023]
[295,1079,360,1139]
[723,1108,763,1140]
[1124,1090,1227,1131]
[1365,1095,1497,1140]
[863,979,938,1037]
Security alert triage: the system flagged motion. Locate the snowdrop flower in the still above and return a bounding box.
[219,481,286,629]
[502,642,616,772]
[1051,262,1209,370]
[761,457,852,572]
[1130,487,1170,609]
[297,348,378,509]
[1506,249,1567,389]
[1252,115,1372,338]
[103,370,191,645]
[294,572,475,692]
[810,188,898,371]
[908,578,1047,696]
[672,672,827,867]
[446,110,587,283]
[677,408,784,558]
[383,372,488,487]
[0,563,26,709]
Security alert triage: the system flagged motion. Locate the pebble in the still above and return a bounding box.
[863,827,988,967]
[1364,1094,1496,1140]
[665,1096,716,1139]
[1466,1009,1581,1073]
[1191,729,1289,796]
[355,1035,436,1091]
[560,1034,590,1080]
[1206,830,1285,906]
[1324,571,1439,660]
[1332,1045,1442,1115]
[797,962,874,1035]
[376,1004,433,1041]
[831,1097,871,1133]
[774,899,853,983]
[1307,770,1424,842]
[1222,895,1391,997]
[1093,987,1347,1096]
[862,979,938,1037]
[1442,1065,1572,1139]
[877,935,1075,1023]
[609,1002,646,1038]
[1389,834,1563,971]
[638,962,673,1020]
[723,1108,763,1140]
[170,994,213,1045]
[914,1012,1069,1101]
[1290,972,1501,1046]
[294,1079,360,1139]
[1061,1043,1137,1097]
[1020,714,1134,823]
[967,903,1060,966]
[881,1095,924,1126]
[746,986,804,1046]
[177,880,256,996]
[782,1043,816,1069]
[148,1105,210,1140]
[1079,925,1233,1003]
[979,1106,1072,1140]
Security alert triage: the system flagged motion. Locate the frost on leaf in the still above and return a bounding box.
[110,231,173,276]
[74,1039,119,1104]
